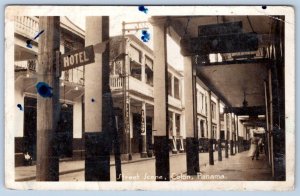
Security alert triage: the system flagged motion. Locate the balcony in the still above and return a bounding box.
[15,16,39,40]
[109,75,123,90]
[109,75,153,98]
[15,59,84,85]
[15,59,37,72]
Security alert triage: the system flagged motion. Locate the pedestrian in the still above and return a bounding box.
[247,136,259,160]
[24,151,32,166]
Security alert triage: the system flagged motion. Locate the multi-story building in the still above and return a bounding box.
[14,16,85,165]
[14,16,229,166]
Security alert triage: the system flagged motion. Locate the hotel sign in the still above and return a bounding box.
[61,45,95,71]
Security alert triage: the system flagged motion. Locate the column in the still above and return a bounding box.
[84,16,110,181]
[264,80,272,166]
[207,91,214,165]
[229,113,234,156]
[153,19,170,181]
[224,112,229,158]
[234,115,238,154]
[216,99,222,161]
[140,102,147,157]
[184,56,200,175]
[179,113,185,152]
[172,112,178,153]
[36,16,60,181]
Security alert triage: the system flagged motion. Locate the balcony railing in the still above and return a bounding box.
[15,60,37,71]
[15,16,39,40]
[110,75,123,90]
[15,59,84,85]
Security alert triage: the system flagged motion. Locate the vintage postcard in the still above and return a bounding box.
[4,5,295,190]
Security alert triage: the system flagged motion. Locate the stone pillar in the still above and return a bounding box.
[229,113,234,156]
[184,56,200,175]
[153,19,170,181]
[84,16,110,181]
[224,112,229,158]
[141,102,147,158]
[207,91,214,165]
[216,99,222,161]
[36,16,60,181]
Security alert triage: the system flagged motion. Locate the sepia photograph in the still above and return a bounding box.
[4,5,295,190]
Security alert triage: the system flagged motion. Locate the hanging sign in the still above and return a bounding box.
[60,45,95,71]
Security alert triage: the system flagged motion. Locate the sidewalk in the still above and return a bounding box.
[173,151,273,181]
[15,151,190,181]
[15,150,272,181]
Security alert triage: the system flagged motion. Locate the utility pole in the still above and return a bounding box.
[36,16,60,181]
[121,21,149,160]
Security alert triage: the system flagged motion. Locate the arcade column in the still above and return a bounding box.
[140,102,147,158]
[84,16,110,181]
[224,112,229,158]
[184,56,200,175]
[152,18,170,181]
[229,113,234,156]
[216,99,222,161]
[206,91,214,165]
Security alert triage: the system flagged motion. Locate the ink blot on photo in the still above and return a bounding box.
[26,30,45,48]
[36,82,53,98]
[138,5,148,14]
[91,98,95,102]
[141,30,150,42]
[17,104,23,111]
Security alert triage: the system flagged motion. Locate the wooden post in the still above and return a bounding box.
[36,16,60,181]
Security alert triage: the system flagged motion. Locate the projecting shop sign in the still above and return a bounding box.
[61,45,95,71]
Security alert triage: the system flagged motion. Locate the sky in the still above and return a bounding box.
[67,15,184,71]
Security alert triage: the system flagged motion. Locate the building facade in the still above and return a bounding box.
[14,16,251,166]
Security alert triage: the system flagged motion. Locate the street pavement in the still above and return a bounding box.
[15,150,272,181]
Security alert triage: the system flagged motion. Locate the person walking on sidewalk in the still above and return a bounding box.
[247,136,259,160]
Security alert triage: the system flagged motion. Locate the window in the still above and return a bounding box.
[211,102,216,120]
[174,77,180,99]
[175,114,181,137]
[129,45,142,63]
[200,120,205,138]
[167,73,172,96]
[212,125,217,139]
[145,56,153,86]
